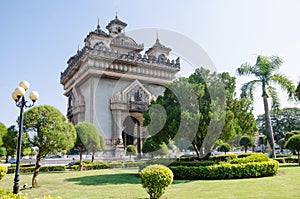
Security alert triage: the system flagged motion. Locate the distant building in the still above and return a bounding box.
[60,15,180,156]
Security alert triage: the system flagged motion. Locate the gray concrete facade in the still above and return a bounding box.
[60,15,180,155]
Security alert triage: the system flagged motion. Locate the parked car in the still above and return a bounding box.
[275,145,281,154]
[8,158,16,164]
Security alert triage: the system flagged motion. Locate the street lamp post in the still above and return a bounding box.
[11,81,39,194]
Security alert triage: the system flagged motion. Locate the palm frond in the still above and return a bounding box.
[240,80,260,101]
[236,63,254,76]
[271,73,296,100]
[268,55,283,73]
[267,86,280,112]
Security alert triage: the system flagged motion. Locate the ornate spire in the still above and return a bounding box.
[115,11,118,19]
[77,44,80,53]
[97,17,100,29]
[145,34,171,56]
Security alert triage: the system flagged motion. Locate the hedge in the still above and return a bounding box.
[7,165,66,174]
[209,154,237,162]
[70,163,109,171]
[230,153,269,164]
[275,157,298,164]
[0,188,62,199]
[169,160,279,180]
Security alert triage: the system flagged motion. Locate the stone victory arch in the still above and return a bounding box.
[60,15,180,155]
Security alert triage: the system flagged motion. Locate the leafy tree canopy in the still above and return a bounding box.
[144,67,256,158]
[218,143,231,154]
[256,107,300,142]
[75,122,101,153]
[239,136,254,153]
[126,145,137,156]
[284,134,300,164]
[23,105,76,187]
[0,122,7,146]
[2,125,18,161]
[142,136,169,158]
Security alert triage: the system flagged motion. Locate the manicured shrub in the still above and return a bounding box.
[0,188,62,199]
[140,164,173,199]
[0,165,8,181]
[124,161,141,168]
[284,157,299,163]
[237,153,253,158]
[240,136,254,153]
[178,155,199,161]
[107,161,124,168]
[231,153,269,164]
[40,165,66,172]
[126,145,137,159]
[285,134,300,164]
[274,158,286,163]
[275,154,292,158]
[138,158,175,171]
[8,165,67,174]
[209,153,237,162]
[70,162,109,171]
[7,166,35,174]
[170,159,279,180]
[218,143,231,154]
[169,160,216,167]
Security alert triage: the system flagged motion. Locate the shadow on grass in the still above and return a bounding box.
[65,173,141,185]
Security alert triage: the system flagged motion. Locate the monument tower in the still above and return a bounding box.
[60,15,180,156]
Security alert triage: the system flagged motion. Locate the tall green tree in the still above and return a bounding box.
[144,68,227,159]
[237,55,295,158]
[23,105,76,187]
[0,122,7,147]
[2,125,17,163]
[75,122,101,170]
[144,68,256,158]
[256,107,300,142]
[142,136,169,158]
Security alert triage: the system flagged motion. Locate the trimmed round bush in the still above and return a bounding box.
[0,165,8,181]
[218,143,231,154]
[140,164,173,199]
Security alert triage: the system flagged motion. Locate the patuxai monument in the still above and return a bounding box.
[60,15,180,156]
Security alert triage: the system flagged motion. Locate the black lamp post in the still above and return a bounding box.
[11,81,39,194]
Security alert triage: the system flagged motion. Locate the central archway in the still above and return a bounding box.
[122,115,142,154]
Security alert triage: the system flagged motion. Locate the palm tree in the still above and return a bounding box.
[236,55,295,158]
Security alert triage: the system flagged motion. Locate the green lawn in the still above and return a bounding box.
[0,166,300,199]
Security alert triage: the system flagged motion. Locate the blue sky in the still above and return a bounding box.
[0,0,299,127]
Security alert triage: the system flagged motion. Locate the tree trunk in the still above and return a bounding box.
[91,152,94,163]
[298,150,300,165]
[192,141,200,158]
[262,93,276,158]
[32,153,42,188]
[5,155,9,163]
[245,146,248,153]
[79,148,83,171]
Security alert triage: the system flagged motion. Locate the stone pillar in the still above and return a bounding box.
[112,110,123,145]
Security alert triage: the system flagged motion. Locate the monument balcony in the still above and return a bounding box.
[128,101,148,112]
